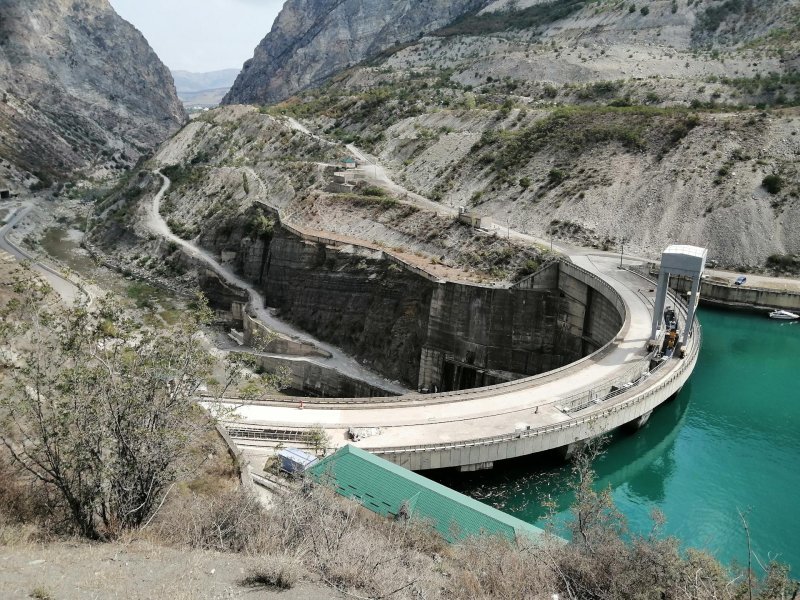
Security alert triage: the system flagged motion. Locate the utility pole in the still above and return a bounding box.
[619,237,625,268]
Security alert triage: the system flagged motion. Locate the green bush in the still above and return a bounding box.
[762,174,783,194]
[766,253,799,271]
[362,186,386,197]
[548,169,567,185]
[696,0,754,33]
[640,6,649,16]
[247,208,276,239]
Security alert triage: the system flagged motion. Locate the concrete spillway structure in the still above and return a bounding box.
[650,245,707,347]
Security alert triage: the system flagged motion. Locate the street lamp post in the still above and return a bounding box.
[619,237,625,268]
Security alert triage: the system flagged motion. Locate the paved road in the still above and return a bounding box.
[0,202,85,304]
[143,171,409,395]
[209,121,697,451]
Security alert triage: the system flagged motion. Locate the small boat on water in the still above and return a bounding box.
[769,309,799,320]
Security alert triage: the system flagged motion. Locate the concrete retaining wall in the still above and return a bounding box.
[242,312,331,358]
[204,206,624,394]
[671,275,800,311]
[250,353,396,398]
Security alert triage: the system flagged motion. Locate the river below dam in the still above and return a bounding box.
[438,306,800,574]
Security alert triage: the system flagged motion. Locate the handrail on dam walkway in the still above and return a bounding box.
[216,205,701,465]
[370,319,701,455]
[365,271,702,456]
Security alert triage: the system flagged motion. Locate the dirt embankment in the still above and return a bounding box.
[373,107,800,268]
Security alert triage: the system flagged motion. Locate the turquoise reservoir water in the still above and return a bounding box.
[440,307,800,573]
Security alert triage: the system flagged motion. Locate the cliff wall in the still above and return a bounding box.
[223,0,486,105]
[0,0,186,182]
[262,230,436,387]
[203,212,623,391]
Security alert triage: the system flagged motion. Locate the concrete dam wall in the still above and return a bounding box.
[201,208,624,393]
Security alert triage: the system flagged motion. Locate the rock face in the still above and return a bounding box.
[223,0,487,105]
[0,0,186,181]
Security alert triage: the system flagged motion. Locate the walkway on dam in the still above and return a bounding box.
[219,253,678,453]
[147,118,696,464]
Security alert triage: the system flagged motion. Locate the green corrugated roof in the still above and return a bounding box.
[307,445,544,543]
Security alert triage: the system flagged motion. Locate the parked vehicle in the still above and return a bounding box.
[734,275,747,286]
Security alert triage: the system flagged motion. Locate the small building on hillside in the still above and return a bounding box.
[278,447,319,475]
[458,206,493,229]
[329,171,355,194]
[306,445,545,543]
[342,157,358,170]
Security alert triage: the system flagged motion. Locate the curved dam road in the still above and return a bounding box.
[220,254,700,471]
[149,126,700,471]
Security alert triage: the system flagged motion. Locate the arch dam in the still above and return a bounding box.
[214,239,701,473]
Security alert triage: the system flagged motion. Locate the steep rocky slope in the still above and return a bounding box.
[88,106,550,386]
[223,0,487,105]
[0,0,186,184]
[251,0,799,268]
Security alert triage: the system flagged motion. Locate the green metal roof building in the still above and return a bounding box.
[306,445,544,543]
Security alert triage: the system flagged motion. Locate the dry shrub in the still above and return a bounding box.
[0,448,58,541]
[447,535,559,600]
[552,534,735,600]
[152,484,449,597]
[150,487,270,553]
[0,520,38,547]
[146,480,797,600]
[261,483,448,598]
[242,555,303,589]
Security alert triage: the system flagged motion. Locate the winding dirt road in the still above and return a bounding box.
[142,171,410,395]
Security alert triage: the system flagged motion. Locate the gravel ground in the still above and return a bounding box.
[0,539,344,600]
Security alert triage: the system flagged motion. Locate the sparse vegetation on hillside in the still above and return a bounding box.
[6,433,791,600]
[762,174,784,194]
[696,0,755,34]
[0,274,278,540]
[473,106,701,183]
[433,0,586,37]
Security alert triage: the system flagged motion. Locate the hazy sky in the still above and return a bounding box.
[109,0,285,73]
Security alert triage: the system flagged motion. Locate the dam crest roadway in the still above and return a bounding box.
[213,235,704,472]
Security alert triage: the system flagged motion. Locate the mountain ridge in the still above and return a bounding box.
[223,0,489,106]
[0,0,186,185]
